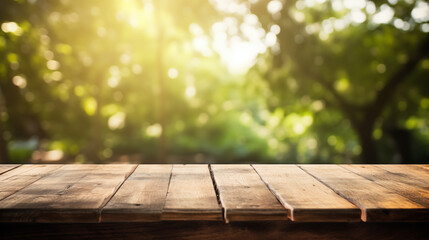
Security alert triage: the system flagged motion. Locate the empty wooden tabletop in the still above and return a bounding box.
[0,164,428,223]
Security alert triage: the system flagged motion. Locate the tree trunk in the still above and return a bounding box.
[355,125,378,164]
[0,74,45,139]
[387,128,412,164]
[155,0,167,163]
[0,118,9,163]
[90,88,102,163]
[0,87,9,163]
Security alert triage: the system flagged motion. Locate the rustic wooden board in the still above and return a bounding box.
[253,165,361,222]
[343,165,429,207]
[0,164,20,175]
[210,164,288,222]
[162,165,222,221]
[101,164,172,222]
[376,165,429,191]
[0,164,428,224]
[0,164,62,201]
[415,165,429,172]
[301,165,428,222]
[0,164,136,222]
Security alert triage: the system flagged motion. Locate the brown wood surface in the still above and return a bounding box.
[0,164,428,224]
[376,165,429,191]
[415,165,429,172]
[162,164,222,221]
[210,164,288,222]
[0,164,19,175]
[301,165,429,222]
[101,164,172,222]
[253,164,360,222]
[0,164,136,222]
[0,165,62,201]
[343,165,429,207]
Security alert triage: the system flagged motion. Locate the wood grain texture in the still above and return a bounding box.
[101,164,172,222]
[2,222,429,240]
[162,165,222,221]
[301,165,428,222]
[211,164,287,222]
[0,164,20,175]
[253,164,361,222]
[343,165,429,207]
[0,164,428,224]
[0,164,62,201]
[376,165,429,191]
[415,165,429,172]
[0,164,136,223]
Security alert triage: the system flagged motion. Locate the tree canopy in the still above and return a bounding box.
[0,0,428,164]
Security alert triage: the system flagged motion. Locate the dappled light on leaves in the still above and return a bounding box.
[0,0,428,164]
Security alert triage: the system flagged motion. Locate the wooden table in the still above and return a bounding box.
[0,164,428,239]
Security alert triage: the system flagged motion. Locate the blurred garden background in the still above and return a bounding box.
[0,0,428,164]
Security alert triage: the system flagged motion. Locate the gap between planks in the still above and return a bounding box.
[251,164,294,220]
[210,165,288,222]
[0,164,137,223]
[97,164,139,222]
[2,164,428,223]
[163,164,174,214]
[299,165,428,222]
[162,165,222,221]
[208,164,225,222]
[340,165,429,207]
[0,164,22,175]
[252,164,361,222]
[298,165,367,221]
[101,165,173,222]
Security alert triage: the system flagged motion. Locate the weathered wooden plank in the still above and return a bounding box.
[343,165,429,207]
[376,165,429,191]
[0,164,136,222]
[162,165,222,221]
[0,164,20,175]
[415,165,429,172]
[301,165,428,222]
[253,165,360,222]
[0,164,62,201]
[210,164,287,222]
[101,165,172,222]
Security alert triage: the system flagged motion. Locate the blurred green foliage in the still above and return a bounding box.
[0,0,428,164]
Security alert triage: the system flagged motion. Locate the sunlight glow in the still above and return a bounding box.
[108,76,120,88]
[108,112,126,130]
[1,22,22,35]
[293,123,305,135]
[412,1,429,23]
[12,75,27,89]
[270,24,281,35]
[210,0,248,15]
[168,68,179,79]
[47,60,60,70]
[211,14,268,74]
[185,85,196,98]
[265,32,277,47]
[146,123,162,137]
[208,1,274,74]
[422,23,429,33]
[350,10,366,24]
[372,4,394,24]
[267,0,283,15]
[343,0,365,10]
